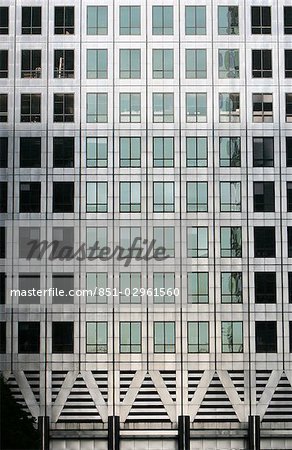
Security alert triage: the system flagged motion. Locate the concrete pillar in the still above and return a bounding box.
[38,416,50,450]
[108,416,120,450]
[248,415,260,450]
[178,415,190,450]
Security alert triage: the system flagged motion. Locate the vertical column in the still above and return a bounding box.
[38,416,50,450]
[178,415,190,450]
[248,415,260,450]
[108,416,120,450]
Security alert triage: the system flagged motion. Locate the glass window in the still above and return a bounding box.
[153,182,175,212]
[21,94,41,123]
[120,182,141,212]
[120,227,141,257]
[287,137,292,167]
[286,94,292,123]
[52,273,74,304]
[87,93,107,123]
[252,50,272,78]
[218,49,239,79]
[0,183,7,213]
[21,50,41,79]
[120,6,140,35]
[221,272,242,303]
[253,137,274,167]
[186,93,207,123]
[0,7,9,34]
[153,227,175,258]
[285,50,292,78]
[0,50,8,78]
[0,227,5,259]
[53,182,74,213]
[153,272,175,303]
[153,137,174,167]
[220,182,241,212]
[186,182,208,212]
[0,274,6,304]
[86,273,108,304]
[187,272,209,303]
[22,7,41,34]
[153,93,174,123]
[19,227,40,259]
[86,322,107,353]
[120,273,141,303]
[0,322,5,353]
[87,6,108,35]
[120,49,141,79]
[254,226,275,257]
[0,94,7,123]
[54,93,74,123]
[255,321,277,352]
[86,227,107,257]
[219,137,241,167]
[120,322,141,353]
[54,50,74,78]
[54,7,74,35]
[186,137,207,167]
[153,49,174,79]
[252,93,273,123]
[18,322,40,353]
[86,137,107,168]
[152,6,173,35]
[0,137,8,168]
[255,272,276,304]
[187,227,208,258]
[253,182,275,212]
[19,182,41,213]
[86,182,108,213]
[220,227,242,257]
[218,6,239,35]
[185,6,206,35]
[284,7,292,34]
[120,93,141,123]
[154,322,175,353]
[87,49,107,79]
[287,182,292,212]
[219,93,240,123]
[20,137,41,168]
[53,137,74,168]
[120,137,141,167]
[251,6,271,34]
[288,227,292,257]
[289,273,292,303]
[186,49,206,79]
[52,322,74,353]
[188,322,209,353]
[222,321,243,352]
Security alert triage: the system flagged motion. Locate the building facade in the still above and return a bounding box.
[1,1,292,449]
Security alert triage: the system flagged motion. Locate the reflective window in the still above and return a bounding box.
[120,273,141,303]
[54,50,74,78]
[253,182,275,212]
[252,93,273,123]
[120,93,141,123]
[186,93,207,123]
[221,272,242,303]
[120,6,140,35]
[153,93,174,123]
[153,227,175,258]
[54,7,74,35]
[220,182,241,212]
[220,227,242,257]
[187,272,209,303]
[87,50,107,79]
[86,137,107,168]
[186,182,208,212]
[120,137,141,167]
[120,182,141,212]
[86,182,108,213]
[153,137,174,167]
[188,322,209,353]
[222,321,243,352]
[187,227,208,258]
[87,6,108,35]
[153,182,175,212]
[120,322,141,353]
[152,6,173,35]
[219,137,241,167]
[54,94,74,123]
[120,49,141,79]
[218,6,239,35]
[218,49,239,78]
[86,322,107,353]
[253,137,274,167]
[87,93,107,123]
[153,272,175,303]
[154,322,175,353]
[219,93,240,123]
[21,94,41,123]
[86,273,108,304]
[153,49,174,79]
[186,137,208,167]
[185,6,206,35]
[186,49,206,79]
